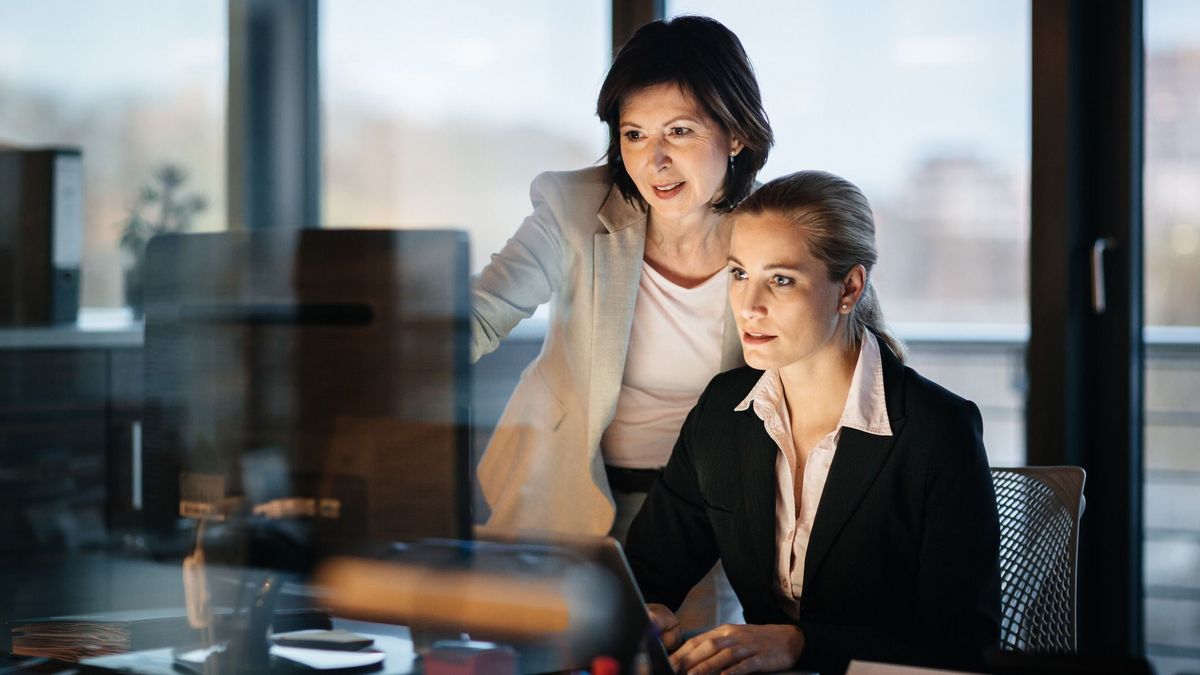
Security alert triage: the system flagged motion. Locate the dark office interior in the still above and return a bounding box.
[0,1,1197,673]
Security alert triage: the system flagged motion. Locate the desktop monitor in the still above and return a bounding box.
[140,228,472,564]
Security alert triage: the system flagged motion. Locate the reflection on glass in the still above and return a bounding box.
[2,229,480,673]
[0,2,228,667]
[140,229,472,550]
[1145,2,1200,673]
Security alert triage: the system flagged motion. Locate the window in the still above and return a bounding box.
[1144,2,1200,672]
[667,0,1030,464]
[0,0,226,311]
[320,0,611,273]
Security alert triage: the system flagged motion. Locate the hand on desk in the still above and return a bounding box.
[665,620,805,675]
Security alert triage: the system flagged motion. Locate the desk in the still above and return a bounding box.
[79,620,418,675]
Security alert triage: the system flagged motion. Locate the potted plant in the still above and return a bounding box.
[117,164,208,318]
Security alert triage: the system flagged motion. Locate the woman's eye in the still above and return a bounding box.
[670,127,691,137]
[771,275,794,287]
[623,130,643,141]
[728,267,747,281]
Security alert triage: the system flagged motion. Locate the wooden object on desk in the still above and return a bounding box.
[316,557,572,639]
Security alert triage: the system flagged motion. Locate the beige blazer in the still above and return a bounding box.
[471,165,744,536]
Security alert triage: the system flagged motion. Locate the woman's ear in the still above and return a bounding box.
[840,264,867,311]
[730,138,744,157]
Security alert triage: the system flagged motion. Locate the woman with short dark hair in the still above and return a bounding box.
[626,170,1001,674]
[472,16,773,544]
[596,17,773,215]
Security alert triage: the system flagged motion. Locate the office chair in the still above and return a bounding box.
[990,466,1087,654]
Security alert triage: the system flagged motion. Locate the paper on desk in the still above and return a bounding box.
[846,660,983,675]
[270,644,386,669]
[175,644,386,671]
[176,644,222,663]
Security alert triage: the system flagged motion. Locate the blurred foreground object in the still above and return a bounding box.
[424,640,516,675]
[316,540,628,674]
[317,557,605,638]
[142,228,473,556]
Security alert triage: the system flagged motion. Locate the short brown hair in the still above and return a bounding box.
[596,16,773,213]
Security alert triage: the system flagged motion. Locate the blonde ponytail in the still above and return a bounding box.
[848,282,906,361]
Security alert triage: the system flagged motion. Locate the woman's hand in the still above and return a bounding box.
[667,623,805,675]
[646,603,683,652]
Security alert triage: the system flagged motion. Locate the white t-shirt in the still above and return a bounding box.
[601,260,728,469]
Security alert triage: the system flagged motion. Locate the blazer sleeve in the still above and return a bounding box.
[470,172,571,362]
[796,399,1001,674]
[624,388,722,612]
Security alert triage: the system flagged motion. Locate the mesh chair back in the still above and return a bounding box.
[991,466,1086,653]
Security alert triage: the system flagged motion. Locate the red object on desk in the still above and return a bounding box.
[591,655,620,675]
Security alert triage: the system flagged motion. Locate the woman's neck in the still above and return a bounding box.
[646,207,729,252]
[643,208,731,287]
[778,335,860,432]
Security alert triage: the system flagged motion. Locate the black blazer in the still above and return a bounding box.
[626,344,1001,674]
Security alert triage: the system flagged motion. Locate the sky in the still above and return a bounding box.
[0,1,226,106]
[0,0,1196,199]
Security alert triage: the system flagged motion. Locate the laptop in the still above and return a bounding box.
[461,532,674,674]
[568,537,817,675]
[591,538,813,675]
[590,536,675,674]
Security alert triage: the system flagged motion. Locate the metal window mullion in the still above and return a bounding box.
[1029,0,1144,658]
[227,0,320,230]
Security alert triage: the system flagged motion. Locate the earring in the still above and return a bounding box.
[729,153,735,171]
[841,303,849,311]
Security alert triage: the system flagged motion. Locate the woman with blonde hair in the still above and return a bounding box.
[626,170,1001,674]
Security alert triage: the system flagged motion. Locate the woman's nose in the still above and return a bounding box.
[652,136,671,171]
[740,303,765,320]
[736,286,767,319]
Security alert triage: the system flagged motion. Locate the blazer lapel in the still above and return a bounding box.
[587,187,646,457]
[738,409,781,586]
[802,343,909,592]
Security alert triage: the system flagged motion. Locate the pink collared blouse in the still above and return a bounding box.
[733,331,893,618]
